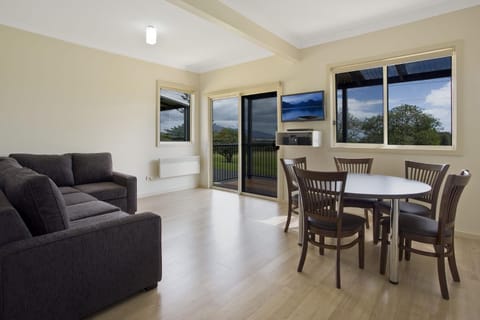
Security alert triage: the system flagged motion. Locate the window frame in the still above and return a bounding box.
[330,47,457,151]
[156,81,195,146]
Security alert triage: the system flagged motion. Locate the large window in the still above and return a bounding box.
[156,82,194,144]
[333,49,455,149]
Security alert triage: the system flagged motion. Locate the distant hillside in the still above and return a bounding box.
[213,123,274,140]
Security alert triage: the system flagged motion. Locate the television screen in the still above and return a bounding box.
[281,91,325,122]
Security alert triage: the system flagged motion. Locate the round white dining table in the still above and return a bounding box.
[297,173,431,284]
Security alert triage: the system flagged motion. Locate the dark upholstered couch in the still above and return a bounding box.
[10,152,137,214]
[0,153,162,320]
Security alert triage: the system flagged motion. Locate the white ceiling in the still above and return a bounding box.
[0,0,479,73]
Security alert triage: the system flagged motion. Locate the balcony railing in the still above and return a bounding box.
[212,143,277,182]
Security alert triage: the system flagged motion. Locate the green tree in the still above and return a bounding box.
[161,124,185,141]
[337,113,367,142]
[340,104,450,145]
[213,127,238,162]
[387,104,442,145]
[361,114,383,143]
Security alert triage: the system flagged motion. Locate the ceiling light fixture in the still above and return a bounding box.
[146,25,157,45]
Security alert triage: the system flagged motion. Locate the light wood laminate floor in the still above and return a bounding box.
[91,188,480,320]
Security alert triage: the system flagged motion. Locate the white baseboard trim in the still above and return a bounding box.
[456,230,480,240]
[138,186,199,199]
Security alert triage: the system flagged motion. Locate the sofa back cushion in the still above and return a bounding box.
[72,153,113,185]
[9,153,75,187]
[3,167,69,235]
[0,190,32,246]
[0,157,22,189]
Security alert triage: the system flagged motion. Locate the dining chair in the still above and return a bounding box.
[379,170,471,299]
[294,167,365,289]
[375,161,449,243]
[334,157,378,234]
[280,157,307,232]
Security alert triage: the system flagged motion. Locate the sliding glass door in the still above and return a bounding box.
[211,92,277,198]
[212,97,239,191]
[241,92,277,197]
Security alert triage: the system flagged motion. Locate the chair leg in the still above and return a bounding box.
[336,238,341,289]
[447,243,461,282]
[379,224,388,275]
[297,231,309,272]
[319,235,325,256]
[359,226,365,269]
[364,209,370,229]
[399,235,404,261]
[373,209,380,245]
[284,195,292,232]
[435,245,450,300]
[405,239,412,261]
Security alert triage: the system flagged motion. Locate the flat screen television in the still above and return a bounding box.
[281,91,325,122]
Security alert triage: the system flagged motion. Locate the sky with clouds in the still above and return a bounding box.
[341,77,452,132]
[159,88,190,131]
[212,96,277,138]
[212,97,238,129]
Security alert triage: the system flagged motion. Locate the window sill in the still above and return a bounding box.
[330,143,460,156]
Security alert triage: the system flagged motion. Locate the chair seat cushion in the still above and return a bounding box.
[74,182,127,201]
[399,202,430,216]
[308,213,365,231]
[66,200,120,221]
[63,192,97,206]
[379,200,430,216]
[343,197,377,208]
[399,213,451,237]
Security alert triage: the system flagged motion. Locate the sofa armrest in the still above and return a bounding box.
[112,171,137,214]
[0,212,161,320]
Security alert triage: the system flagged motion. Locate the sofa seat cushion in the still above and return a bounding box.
[72,153,113,185]
[63,192,97,206]
[74,182,127,201]
[58,186,79,195]
[66,200,120,221]
[2,167,69,235]
[69,210,130,229]
[10,154,74,187]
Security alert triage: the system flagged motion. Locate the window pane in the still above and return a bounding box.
[387,57,452,145]
[159,88,191,141]
[335,67,384,143]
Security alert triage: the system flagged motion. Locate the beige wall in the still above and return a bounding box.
[1,7,479,235]
[0,25,200,197]
[199,6,480,235]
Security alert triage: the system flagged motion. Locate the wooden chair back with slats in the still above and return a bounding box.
[294,168,347,228]
[380,169,471,299]
[294,167,364,289]
[438,169,471,240]
[333,157,376,234]
[405,160,449,219]
[280,157,307,232]
[334,157,373,174]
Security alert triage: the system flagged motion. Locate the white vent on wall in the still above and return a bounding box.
[158,156,200,178]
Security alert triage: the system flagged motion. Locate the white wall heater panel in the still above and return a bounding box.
[159,155,200,178]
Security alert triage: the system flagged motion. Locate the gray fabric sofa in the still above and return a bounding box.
[0,154,162,320]
[10,152,137,214]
